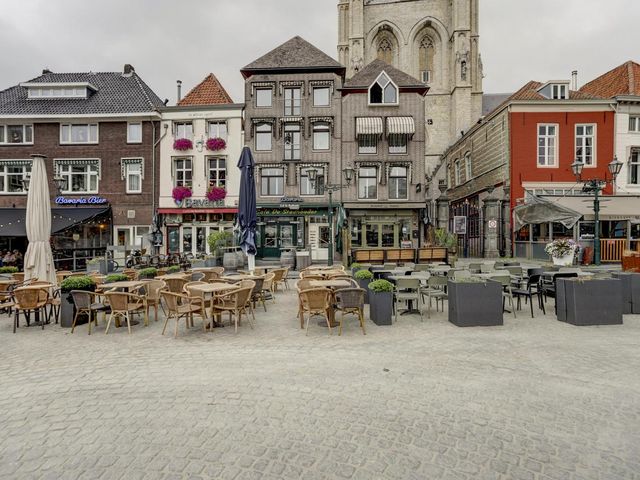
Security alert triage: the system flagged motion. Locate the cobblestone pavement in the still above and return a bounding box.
[1,282,639,480]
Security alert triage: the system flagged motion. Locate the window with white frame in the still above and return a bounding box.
[284,87,301,116]
[312,123,330,150]
[260,167,284,196]
[0,161,31,193]
[124,159,143,193]
[57,161,100,193]
[313,87,330,107]
[551,84,568,100]
[388,134,408,154]
[28,86,87,98]
[300,167,324,196]
[0,125,33,144]
[464,153,472,180]
[358,167,377,199]
[454,159,461,186]
[174,122,193,140]
[537,124,557,167]
[358,134,377,154]
[208,121,228,141]
[629,149,640,185]
[283,123,301,160]
[60,124,98,144]
[173,157,192,187]
[369,72,398,105]
[575,124,595,166]
[629,116,640,133]
[127,122,142,143]
[255,88,272,108]
[208,157,226,188]
[388,166,408,200]
[255,123,272,151]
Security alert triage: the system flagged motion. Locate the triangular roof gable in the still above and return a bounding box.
[177,73,233,106]
[580,61,640,98]
[343,59,425,89]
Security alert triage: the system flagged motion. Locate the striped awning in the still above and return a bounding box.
[356,117,383,136]
[386,116,415,135]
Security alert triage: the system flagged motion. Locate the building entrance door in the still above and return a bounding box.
[258,223,297,258]
[309,223,329,261]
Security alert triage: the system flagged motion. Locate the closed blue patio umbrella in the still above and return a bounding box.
[237,147,257,272]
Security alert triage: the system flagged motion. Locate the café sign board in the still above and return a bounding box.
[55,196,108,205]
[175,199,225,208]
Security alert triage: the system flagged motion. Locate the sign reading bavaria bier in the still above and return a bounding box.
[55,196,108,205]
[176,199,225,208]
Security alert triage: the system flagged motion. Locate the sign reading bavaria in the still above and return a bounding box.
[176,199,225,208]
[55,196,108,205]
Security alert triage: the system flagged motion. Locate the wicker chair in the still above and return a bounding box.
[300,288,333,335]
[201,270,221,282]
[335,288,366,335]
[144,279,166,322]
[262,272,276,304]
[70,290,110,334]
[211,285,255,333]
[12,272,25,283]
[160,291,207,338]
[122,269,138,281]
[103,291,147,334]
[191,271,205,282]
[393,278,423,323]
[296,279,314,327]
[272,268,289,291]
[165,277,189,294]
[248,277,266,312]
[12,287,48,333]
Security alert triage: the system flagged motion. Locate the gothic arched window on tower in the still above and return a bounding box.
[377,37,394,65]
[418,37,434,84]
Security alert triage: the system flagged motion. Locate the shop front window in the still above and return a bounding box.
[381,224,394,247]
[167,227,180,253]
[366,224,379,247]
[182,227,193,253]
[351,218,362,247]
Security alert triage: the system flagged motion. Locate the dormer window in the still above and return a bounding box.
[552,84,568,100]
[369,72,398,105]
[22,82,95,99]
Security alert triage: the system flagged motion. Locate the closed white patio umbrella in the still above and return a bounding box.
[23,154,57,286]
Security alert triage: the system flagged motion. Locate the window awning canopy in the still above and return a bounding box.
[542,195,640,221]
[0,207,110,237]
[386,116,415,136]
[512,196,582,231]
[356,117,383,136]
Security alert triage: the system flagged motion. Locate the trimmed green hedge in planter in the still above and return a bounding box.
[0,266,19,274]
[138,267,157,279]
[60,276,96,328]
[350,262,364,276]
[105,274,129,283]
[167,266,181,274]
[355,269,373,303]
[368,279,394,326]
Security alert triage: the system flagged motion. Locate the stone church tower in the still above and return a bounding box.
[337,0,483,174]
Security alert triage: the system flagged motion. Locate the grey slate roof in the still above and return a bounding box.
[241,36,344,75]
[0,71,165,116]
[482,93,511,116]
[343,59,426,89]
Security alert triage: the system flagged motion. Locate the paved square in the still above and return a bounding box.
[1,284,639,480]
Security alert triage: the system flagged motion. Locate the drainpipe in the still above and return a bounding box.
[152,121,169,251]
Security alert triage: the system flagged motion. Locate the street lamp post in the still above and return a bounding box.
[307,166,354,266]
[570,156,623,266]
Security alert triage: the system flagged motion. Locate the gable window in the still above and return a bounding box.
[464,154,472,180]
[208,121,227,141]
[283,124,301,160]
[260,167,284,196]
[537,124,558,167]
[60,124,98,144]
[629,149,640,185]
[313,87,330,107]
[358,135,377,154]
[369,72,398,105]
[173,158,192,187]
[57,160,100,193]
[575,124,595,166]
[389,166,407,200]
[127,123,142,143]
[28,86,88,98]
[388,134,408,154]
[629,116,640,133]
[312,123,330,150]
[358,167,377,199]
[255,88,272,108]
[0,125,33,144]
[255,123,272,151]
[551,84,568,100]
[208,157,226,188]
[454,159,461,186]
[301,167,324,196]
[123,159,143,193]
[284,88,301,116]
[0,160,31,193]
[174,122,193,140]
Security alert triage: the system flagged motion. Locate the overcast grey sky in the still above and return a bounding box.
[1,0,639,103]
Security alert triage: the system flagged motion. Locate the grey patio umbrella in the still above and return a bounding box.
[236,147,257,272]
[24,154,57,286]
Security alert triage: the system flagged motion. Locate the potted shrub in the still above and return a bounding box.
[173,138,193,151]
[447,278,503,327]
[60,275,96,328]
[355,269,373,303]
[368,279,394,326]
[350,262,364,276]
[207,230,234,266]
[86,257,108,275]
[545,239,579,266]
[167,265,181,274]
[0,266,19,275]
[556,277,623,325]
[105,273,129,283]
[138,267,157,280]
[435,228,457,264]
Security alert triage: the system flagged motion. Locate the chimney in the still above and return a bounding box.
[42,68,51,74]
[571,70,578,90]
[177,80,182,102]
[123,64,135,75]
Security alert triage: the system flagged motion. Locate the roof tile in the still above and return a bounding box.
[177,74,233,106]
[579,61,640,98]
[343,59,425,89]
[242,36,343,73]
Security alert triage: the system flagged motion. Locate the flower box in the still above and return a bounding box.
[206,137,226,151]
[173,138,193,151]
[172,186,192,204]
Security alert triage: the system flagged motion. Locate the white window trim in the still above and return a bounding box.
[388,166,408,200]
[122,158,144,194]
[173,121,193,140]
[312,86,331,108]
[537,123,559,168]
[357,134,378,155]
[453,159,461,186]
[312,123,331,151]
[54,158,101,194]
[127,122,143,144]
[260,167,285,197]
[575,123,597,168]
[60,123,99,145]
[207,120,228,141]
[0,159,31,195]
[255,123,273,152]
[368,71,399,107]
[629,116,640,133]
[299,165,325,197]
[0,124,34,145]
[255,88,273,108]
[207,157,227,188]
[628,148,640,186]
[388,133,409,155]
[172,157,193,188]
[464,154,472,180]
[358,167,378,200]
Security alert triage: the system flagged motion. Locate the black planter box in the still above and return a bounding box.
[447,280,503,327]
[356,278,371,303]
[369,291,392,326]
[612,272,640,314]
[557,278,623,326]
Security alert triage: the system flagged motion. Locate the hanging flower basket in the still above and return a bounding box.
[207,186,227,202]
[173,138,193,151]
[172,186,192,203]
[206,137,226,151]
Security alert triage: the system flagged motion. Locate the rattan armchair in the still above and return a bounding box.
[300,287,333,336]
[165,277,189,294]
[12,287,48,333]
[335,288,366,335]
[144,279,167,322]
[103,291,147,334]
[70,290,110,334]
[210,285,255,334]
[160,291,207,338]
[262,272,276,304]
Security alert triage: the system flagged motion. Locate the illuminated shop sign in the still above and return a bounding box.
[55,196,108,205]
